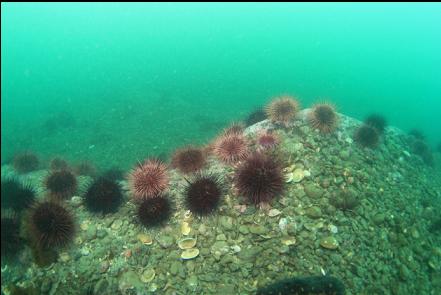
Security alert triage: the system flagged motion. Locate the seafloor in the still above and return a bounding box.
[1,109,441,295]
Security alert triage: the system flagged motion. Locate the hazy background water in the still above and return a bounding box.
[2,3,440,170]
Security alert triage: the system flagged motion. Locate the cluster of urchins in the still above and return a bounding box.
[0,94,432,266]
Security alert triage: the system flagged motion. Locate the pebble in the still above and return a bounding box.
[306,206,322,219]
[70,196,82,207]
[249,225,268,235]
[111,220,123,230]
[320,236,339,250]
[156,235,174,248]
[304,184,324,199]
[238,225,250,234]
[268,209,282,217]
[219,216,233,230]
[100,261,110,273]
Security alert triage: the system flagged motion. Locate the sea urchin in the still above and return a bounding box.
[171,146,206,174]
[184,174,224,216]
[84,176,123,214]
[234,153,284,205]
[128,159,169,201]
[364,114,387,134]
[213,132,249,164]
[354,125,380,148]
[13,152,39,173]
[266,95,299,126]
[45,169,78,199]
[256,130,280,150]
[1,215,23,260]
[137,196,172,227]
[1,178,36,211]
[308,103,338,134]
[27,201,75,250]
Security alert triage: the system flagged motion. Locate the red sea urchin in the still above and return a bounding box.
[45,169,78,199]
[234,152,284,205]
[213,132,249,164]
[266,95,300,126]
[171,146,206,174]
[137,195,172,227]
[308,103,338,134]
[184,174,224,216]
[128,159,169,202]
[27,201,75,250]
[256,130,280,150]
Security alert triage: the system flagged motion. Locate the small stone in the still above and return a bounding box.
[100,261,110,273]
[372,213,386,225]
[268,209,282,217]
[306,206,322,219]
[156,235,174,249]
[304,184,324,199]
[320,236,339,250]
[170,261,181,275]
[85,225,97,241]
[80,221,89,231]
[59,252,70,262]
[111,219,123,230]
[70,196,82,207]
[219,216,233,230]
[80,247,90,256]
[216,234,227,241]
[238,225,249,234]
[292,168,305,182]
[328,224,338,234]
[249,225,268,235]
[211,241,229,255]
[281,237,296,246]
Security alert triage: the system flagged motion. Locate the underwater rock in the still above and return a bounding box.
[256,275,345,295]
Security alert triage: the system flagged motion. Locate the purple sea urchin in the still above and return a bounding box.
[184,174,224,216]
[234,153,284,205]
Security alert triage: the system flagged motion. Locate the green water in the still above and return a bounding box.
[2,3,440,169]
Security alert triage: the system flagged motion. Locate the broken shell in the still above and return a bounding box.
[320,236,339,250]
[281,237,296,246]
[181,248,199,260]
[140,268,155,283]
[181,221,191,236]
[183,210,192,221]
[178,237,197,250]
[268,209,282,217]
[137,233,153,245]
[285,172,294,183]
